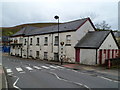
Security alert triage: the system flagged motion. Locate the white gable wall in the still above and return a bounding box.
[97,33,119,64]
[99,33,118,49]
[75,20,95,42]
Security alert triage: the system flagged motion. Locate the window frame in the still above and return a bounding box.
[30,38,32,45]
[44,37,48,46]
[54,36,59,46]
[24,39,27,45]
[36,37,39,45]
[66,35,71,46]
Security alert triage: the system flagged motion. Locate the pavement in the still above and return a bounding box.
[0,65,8,90]
[0,65,2,90]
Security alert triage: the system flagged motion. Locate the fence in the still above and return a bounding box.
[98,49,120,65]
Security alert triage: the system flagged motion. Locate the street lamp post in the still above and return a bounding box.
[54,15,60,63]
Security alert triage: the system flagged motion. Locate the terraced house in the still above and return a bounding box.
[10,18,119,65]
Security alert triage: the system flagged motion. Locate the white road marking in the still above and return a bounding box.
[13,76,21,90]
[47,71,90,90]
[25,67,33,70]
[33,66,42,69]
[98,76,113,81]
[6,69,12,73]
[49,65,58,69]
[56,66,64,68]
[41,66,50,69]
[16,67,23,72]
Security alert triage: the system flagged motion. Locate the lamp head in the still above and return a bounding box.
[54,15,59,19]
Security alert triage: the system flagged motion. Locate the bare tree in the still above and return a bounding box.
[80,11,98,20]
[95,20,111,30]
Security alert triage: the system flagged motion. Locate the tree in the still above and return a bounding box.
[95,20,111,30]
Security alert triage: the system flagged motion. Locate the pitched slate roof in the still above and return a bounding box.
[25,18,89,36]
[11,18,95,37]
[11,26,39,37]
[75,31,111,49]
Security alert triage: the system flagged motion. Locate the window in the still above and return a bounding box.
[36,51,39,58]
[36,38,39,45]
[30,38,32,45]
[19,37,23,43]
[44,52,48,60]
[66,35,71,46]
[54,53,59,61]
[24,39,27,45]
[44,37,48,45]
[54,36,59,46]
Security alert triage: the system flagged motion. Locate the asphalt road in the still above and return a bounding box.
[2,55,119,89]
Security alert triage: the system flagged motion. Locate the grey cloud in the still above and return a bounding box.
[1,1,118,30]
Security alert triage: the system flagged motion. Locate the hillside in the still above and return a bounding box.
[1,23,58,36]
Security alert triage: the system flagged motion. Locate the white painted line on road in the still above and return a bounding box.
[56,66,64,68]
[25,67,33,70]
[71,70,85,74]
[49,65,58,69]
[98,76,113,82]
[47,71,91,90]
[98,76,119,83]
[19,72,25,73]
[41,66,50,69]
[33,66,42,70]
[13,76,21,90]
[16,67,23,72]
[6,69,12,73]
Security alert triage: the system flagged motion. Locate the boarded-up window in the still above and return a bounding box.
[36,51,39,58]
[44,52,48,60]
[54,53,59,61]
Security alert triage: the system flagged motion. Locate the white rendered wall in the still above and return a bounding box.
[99,33,118,49]
[75,20,95,42]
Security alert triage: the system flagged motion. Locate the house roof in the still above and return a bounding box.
[75,31,111,49]
[11,26,39,37]
[25,18,90,36]
[11,17,95,37]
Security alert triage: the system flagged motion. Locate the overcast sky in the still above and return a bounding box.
[0,0,120,30]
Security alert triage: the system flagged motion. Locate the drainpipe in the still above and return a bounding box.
[96,49,98,64]
[27,36,29,59]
